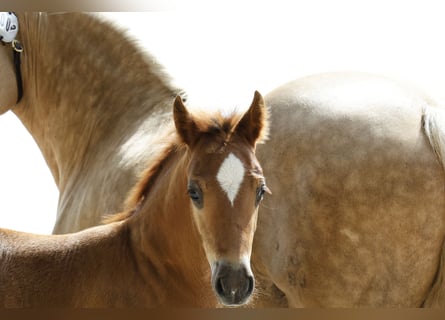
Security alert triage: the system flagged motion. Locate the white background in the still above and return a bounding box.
[2,1,445,234]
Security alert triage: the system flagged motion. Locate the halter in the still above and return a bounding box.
[0,12,24,104]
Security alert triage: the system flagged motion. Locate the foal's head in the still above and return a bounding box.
[174,92,270,306]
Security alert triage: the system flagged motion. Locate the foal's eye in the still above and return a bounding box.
[256,184,267,206]
[187,182,203,208]
[188,188,200,201]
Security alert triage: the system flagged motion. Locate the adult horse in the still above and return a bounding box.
[0,93,269,307]
[2,12,445,307]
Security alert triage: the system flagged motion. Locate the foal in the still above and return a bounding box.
[0,92,269,307]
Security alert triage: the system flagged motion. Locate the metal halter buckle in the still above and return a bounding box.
[12,39,23,52]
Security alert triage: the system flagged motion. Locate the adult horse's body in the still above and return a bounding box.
[253,73,445,307]
[0,93,269,307]
[2,13,445,307]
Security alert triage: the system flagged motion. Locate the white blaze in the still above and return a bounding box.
[216,153,245,206]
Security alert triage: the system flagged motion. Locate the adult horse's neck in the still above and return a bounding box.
[14,13,179,232]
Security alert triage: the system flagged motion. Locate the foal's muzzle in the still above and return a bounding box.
[211,260,255,306]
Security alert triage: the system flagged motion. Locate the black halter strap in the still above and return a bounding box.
[12,39,23,103]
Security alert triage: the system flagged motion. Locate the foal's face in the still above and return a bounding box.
[174,90,269,306]
[187,139,268,306]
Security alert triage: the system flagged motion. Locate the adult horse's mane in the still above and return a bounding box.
[107,104,260,223]
[19,13,185,139]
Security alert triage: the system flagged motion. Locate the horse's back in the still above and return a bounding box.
[0,224,133,307]
[254,72,445,307]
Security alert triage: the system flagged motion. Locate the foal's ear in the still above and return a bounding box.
[235,91,269,147]
[173,95,200,146]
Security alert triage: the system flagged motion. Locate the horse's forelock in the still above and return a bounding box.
[194,112,244,151]
[103,112,246,224]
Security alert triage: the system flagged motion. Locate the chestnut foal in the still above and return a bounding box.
[0,92,269,307]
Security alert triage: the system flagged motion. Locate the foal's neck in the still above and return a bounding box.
[125,148,218,306]
[13,13,180,232]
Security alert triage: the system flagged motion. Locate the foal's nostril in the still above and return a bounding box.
[212,263,255,305]
[246,274,254,296]
[215,276,225,296]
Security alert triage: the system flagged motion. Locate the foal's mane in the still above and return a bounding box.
[106,110,245,223]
